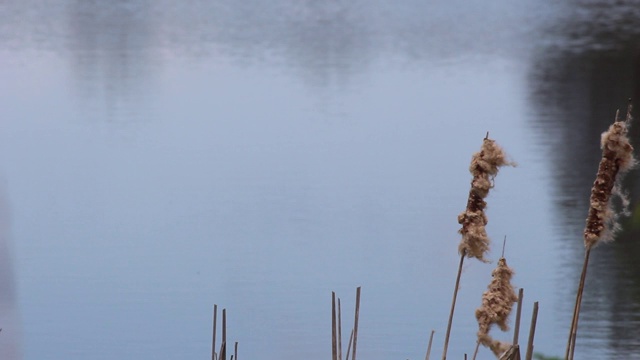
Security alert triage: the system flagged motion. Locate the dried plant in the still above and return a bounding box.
[474,258,518,359]
[458,138,515,262]
[584,108,636,248]
[566,102,637,360]
[442,135,514,360]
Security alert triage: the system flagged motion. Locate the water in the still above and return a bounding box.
[1,1,640,359]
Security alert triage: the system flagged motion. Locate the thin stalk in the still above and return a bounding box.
[471,342,480,360]
[512,288,524,346]
[234,341,238,360]
[442,253,465,360]
[338,298,343,360]
[524,302,539,360]
[332,292,338,360]
[566,248,592,360]
[499,345,519,360]
[219,342,226,360]
[212,305,218,360]
[351,287,361,360]
[345,329,354,360]
[222,309,227,360]
[425,330,435,360]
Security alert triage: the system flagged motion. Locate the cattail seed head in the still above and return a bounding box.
[584,106,636,248]
[458,138,514,261]
[475,257,518,358]
[478,334,512,359]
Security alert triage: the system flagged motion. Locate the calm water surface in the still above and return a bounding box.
[1,1,640,359]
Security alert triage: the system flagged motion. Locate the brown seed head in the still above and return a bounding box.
[478,334,512,358]
[584,108,636,248]
[475,257,518,358]
[458,138,514,261]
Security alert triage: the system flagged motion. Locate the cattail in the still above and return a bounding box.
[442,136,514,360]
[584,107,636,248]
[458,138,515,261]
[566,101,637,360]
[475,258,518,358]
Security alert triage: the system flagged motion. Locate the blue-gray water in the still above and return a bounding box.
[1,1,640,359]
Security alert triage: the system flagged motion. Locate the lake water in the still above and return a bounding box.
[1,1,640,359]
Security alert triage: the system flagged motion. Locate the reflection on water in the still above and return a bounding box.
[529,1,640,357]
[1,0,640,359]
[67,0,157,122]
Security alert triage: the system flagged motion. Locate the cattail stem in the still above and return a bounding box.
[222,309,227,360]
[471,342,480,360]
[212,305,218,360]
[338,298,343,360]
[332,292,338,360]
[565,247,592,360]
[345,329,354,360]
[219,342,226,360]
[351,287,361,360]
[512,288,524,346]
[442,253,465,360]
[234,341,238,360]
[525,302,539,360]
[425,330,435,360]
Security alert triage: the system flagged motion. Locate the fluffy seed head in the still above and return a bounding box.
[584,107,636,248]
[458,138,515,261]
[475,257,518,358]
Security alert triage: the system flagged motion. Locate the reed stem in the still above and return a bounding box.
[565,247,592,360]
[471,342,480,360]
[499,345,519,360]
[524,302,538,360]
[219,342,226,360]
[351,287,361,360]
[442,253,465,360]
[222,309,227,360]
[212,305,218,360]
[338,298,343,360]
[332,292,338,360]
[345,329,354,360]
[234,341,238,360]
[512,288,524,346]
[425,330,435,360]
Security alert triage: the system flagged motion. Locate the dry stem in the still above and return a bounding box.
[441,253,465,360]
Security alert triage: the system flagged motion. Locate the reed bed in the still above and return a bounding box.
[331,287,362,360]
[210,101,637,360]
